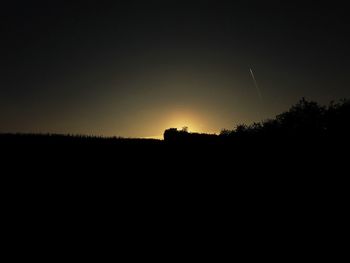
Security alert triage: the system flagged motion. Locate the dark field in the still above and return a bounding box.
[2,98,348,175]
[2,99,348,258]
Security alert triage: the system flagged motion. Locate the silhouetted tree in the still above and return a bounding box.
[218,98,349,143]
[220,129,232,137]
[274,98,326,137]
[163,128,179,141]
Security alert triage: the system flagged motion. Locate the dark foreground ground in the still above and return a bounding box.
[2,98,349,258]
[1,132,347,187]
[1,132,348,258]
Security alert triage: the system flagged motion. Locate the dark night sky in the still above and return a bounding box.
[1,1,349,137]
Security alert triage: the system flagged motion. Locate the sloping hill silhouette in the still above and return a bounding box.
[2,98,348,253]
[2,98,349,147]
[164,98,350,145]
[1,98,349,172]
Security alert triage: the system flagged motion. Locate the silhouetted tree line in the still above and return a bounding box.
[1,98,349,148]
[0,133,161,146]
[164,98,350,145]
[163,127,219,144]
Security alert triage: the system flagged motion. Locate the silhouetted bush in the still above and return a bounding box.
[163,128,181,142]
[162,98,350,150]
[163,128,218,144]
[219,98,350,143]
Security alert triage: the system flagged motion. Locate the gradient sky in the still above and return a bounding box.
[1,1,349,137]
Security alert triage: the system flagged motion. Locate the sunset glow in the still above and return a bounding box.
[0,2,349,138]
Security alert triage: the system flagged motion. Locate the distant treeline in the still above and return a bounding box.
[164,98,350,144]
[1,98,349,146]
[1,98,348,181]
[0,133,161,145]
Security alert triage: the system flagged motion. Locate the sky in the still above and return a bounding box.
[1,1,349,138]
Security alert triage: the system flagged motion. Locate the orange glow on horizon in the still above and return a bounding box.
[161,109,217,135]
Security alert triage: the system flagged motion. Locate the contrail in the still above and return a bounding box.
[249,68,263,104]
